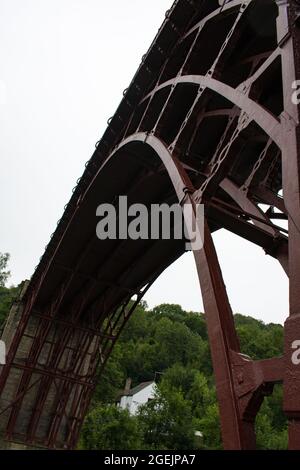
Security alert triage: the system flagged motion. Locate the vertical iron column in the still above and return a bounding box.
[278,1,300,449]
[192,220,258,449]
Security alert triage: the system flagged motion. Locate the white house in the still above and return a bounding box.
[118,380,156,415]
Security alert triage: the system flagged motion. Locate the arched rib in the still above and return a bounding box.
[182,0,248,41]
[83,132,195,202]
[140,74,282,148]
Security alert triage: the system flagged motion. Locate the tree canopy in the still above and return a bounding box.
[0,253,10,287]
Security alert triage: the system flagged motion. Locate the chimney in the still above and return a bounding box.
[124,377,132,395]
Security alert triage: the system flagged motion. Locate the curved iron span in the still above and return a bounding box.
[1,0,300,449]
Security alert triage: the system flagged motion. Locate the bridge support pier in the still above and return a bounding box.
[192,220,283,449]
[278,1,300,449]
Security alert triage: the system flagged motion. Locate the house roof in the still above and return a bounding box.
[124,381,154,397]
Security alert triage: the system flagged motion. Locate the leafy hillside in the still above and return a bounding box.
[0,285,20,332]
[82,302,287,450]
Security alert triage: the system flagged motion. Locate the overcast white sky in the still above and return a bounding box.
[0,0,288,325]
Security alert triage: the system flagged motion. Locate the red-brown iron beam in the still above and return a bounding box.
[277,1,300,449]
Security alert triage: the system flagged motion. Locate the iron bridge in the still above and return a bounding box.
[1,0,300,450]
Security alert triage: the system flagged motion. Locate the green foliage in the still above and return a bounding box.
[198,403,222,449]
[91,343,126,406]
[0,285,20,329]
[0,253,10,287]
[235,314,283,359]
[153,317,206,370]
[152,303,185,322]
[159,364,214,419]
[80,303,287,450]
[255,384,288,449]
[182,314,207,340]
[256,411,288,450]
[138,387,198,450]
[114,305,211,384]
[0,253,22,330]
[80,404,142,450]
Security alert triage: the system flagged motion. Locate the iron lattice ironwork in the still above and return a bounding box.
[1,0,300,449]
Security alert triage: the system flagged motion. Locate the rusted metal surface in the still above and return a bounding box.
[0,0,300,449]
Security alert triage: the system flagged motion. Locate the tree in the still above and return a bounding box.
[183,313,207,340]
[153,317,207,370]
[138,387,198,450]
[0,285,18,327]
[198,403,222,449]
[80,404,142,450]
[152,304,185,322]
[0,263,21,328]
[0,253,10,287]
[255,384,288,449]
[92,343,126,406]
[235,314,283,359]
[159,364,213,419]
